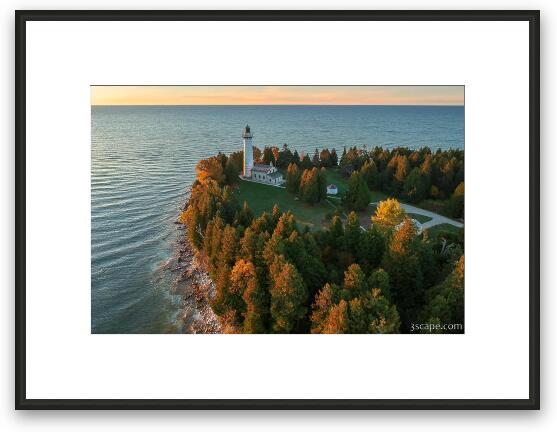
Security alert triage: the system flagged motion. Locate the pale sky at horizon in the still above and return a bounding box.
[91,86,464,106]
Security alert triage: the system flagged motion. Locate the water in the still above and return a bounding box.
[91,105,464,333]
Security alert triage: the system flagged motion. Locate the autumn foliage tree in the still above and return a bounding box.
[286,162,300,194]
[269,255,308,333]
[371,198,406,231]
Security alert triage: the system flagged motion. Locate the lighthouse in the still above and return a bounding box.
[242,124,254,177]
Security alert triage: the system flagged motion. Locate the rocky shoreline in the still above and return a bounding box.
[172,223,223,334]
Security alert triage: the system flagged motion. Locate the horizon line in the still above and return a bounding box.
[91,103,464,107]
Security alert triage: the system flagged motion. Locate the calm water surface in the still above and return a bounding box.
[91,105,464,333]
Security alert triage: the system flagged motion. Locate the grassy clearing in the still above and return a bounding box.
[426,223,462,238]
[236,180,332,231]
[407,213,433,224]
[325,168,387,203]
[324,168,349,194]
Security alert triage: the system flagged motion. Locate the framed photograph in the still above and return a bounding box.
[15,10,540,409]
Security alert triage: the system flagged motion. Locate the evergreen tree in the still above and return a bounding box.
[344,212,361,252]
[220,224,239,267]
[317,167,328,201]
[419,256,464,333]
[286,162,301,194]
[235,201,254,227]
[224,157,240,184]
[448,182,464,219]
[368,268,390,300]
[403,167,428,203]
[393,155,410,193]
[230,259,267,333]
[343,171,371,211]
[299,168,320,204]
[383,218,424,330]
[360,159,380,190]
[292,149,301,166]
[269,256,308,333]
[330,148,339,166]
[364,288,401,333]
[312,148,320,167]
[262,146,275,165]
[276,143,294,168]
[301,154,313,170]
[341,263,367,300]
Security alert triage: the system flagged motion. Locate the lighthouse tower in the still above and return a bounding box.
[242,124,254,177]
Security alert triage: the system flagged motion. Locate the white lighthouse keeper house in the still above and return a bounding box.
[242,124,254,177]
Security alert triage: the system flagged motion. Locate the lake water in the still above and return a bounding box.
[91,105,464,333]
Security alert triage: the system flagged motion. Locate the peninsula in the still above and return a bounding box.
[179,125,464,334]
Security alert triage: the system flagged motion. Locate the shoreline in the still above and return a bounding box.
[172,222,223,334]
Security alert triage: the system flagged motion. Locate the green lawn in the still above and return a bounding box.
[407,213,433,224]
[324,168,349,194]
[426,223,463,238]
[236,180,333,231]
[325,168,387,202]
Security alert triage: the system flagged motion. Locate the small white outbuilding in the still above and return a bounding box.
[326,184,338,195]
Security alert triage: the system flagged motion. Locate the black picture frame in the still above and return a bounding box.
[15,9,540,410]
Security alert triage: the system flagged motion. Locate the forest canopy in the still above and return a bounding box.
[182,145,464,334]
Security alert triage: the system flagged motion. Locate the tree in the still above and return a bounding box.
[211,263,232,317]
[327,215,344,249]
[419,255,464,333]
[252,146,262,163]
[321,300,350,334]
[341,263,367,299]
[361,159,380,190]
[317,167,327,201]
[368,268,390,300]
[220,224,239,267]
[286,162,301,194]
[235,201,254,227]
[343,171,371,211]
[448,181,464,219]
[383,218,424,330]
[230,259,267,333]
[262,146,275,165]
[195,156,225,185]
[355,223,386,272]
[312,148,320,166]
[269,256,308,333]
[221,186,239,224]
[239,227,266,266]
[393,155,410,193]
[371,198,406,230]
[344,212,361,251]
[292,149,301,166]
[319,148,332,167]
[364,288,401,333]
[301,154,313,170]
[403,167,428,203]
[299,168,320,204]
[276,143,294,168]
[330,148,339,166]
[224,157,240,185]
[310,283,338,333]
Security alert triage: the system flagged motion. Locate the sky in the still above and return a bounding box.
[91,85,464,106]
